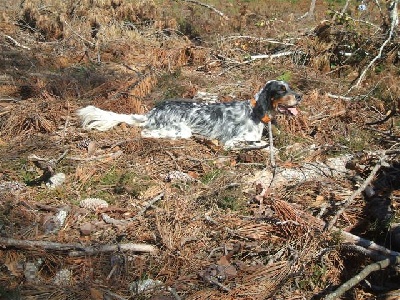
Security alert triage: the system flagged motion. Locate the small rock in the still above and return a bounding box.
[80,222,94,236]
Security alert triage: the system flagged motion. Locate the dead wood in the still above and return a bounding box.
[250,51,294,61]
[365,108,397,125]
[267,120,276,167]
[324,256,400,300]
[28,150,69,183]
[67,150,123,161]
[176,0,229,20]
[4,34,31,50]
[0,237,157,255]
[340,231,400,258]
[325,154,387,231]
[347,0,399,92]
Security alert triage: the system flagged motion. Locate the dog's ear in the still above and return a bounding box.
[252,82,274,120]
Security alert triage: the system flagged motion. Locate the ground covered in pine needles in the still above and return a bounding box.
[0,0,400,299]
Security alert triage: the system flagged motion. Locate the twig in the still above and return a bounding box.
[324,256,400,300]
[103,290,127,300]
[167,287,182,300]
[208,277,231,292]
[54,149,69,164]
[4,34,31,50]
[221,35,295,46]
[347,0,399,93]
[326,93,353,101]
[177,0,229,20]
[63,20,95,48]
[365,108,396,125]
[218,51,294,76]
[325,155,386,231]
[0,237,157,255]
[67,150,123,161]
[137,192,164,216]
[267,121,276,167]
[250,51,293,60]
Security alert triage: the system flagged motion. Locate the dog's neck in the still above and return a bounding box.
[250,86,273,124]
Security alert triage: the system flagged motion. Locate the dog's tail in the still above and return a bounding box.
[77,105,147,131]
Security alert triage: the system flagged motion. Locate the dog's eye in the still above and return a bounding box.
[280,86,286,92]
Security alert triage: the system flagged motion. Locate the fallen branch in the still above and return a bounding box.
[67,150,123,161]
[324,256,400,300]
[221,35,295,46]
[4,34,31,50]
[177,0,228,19]
[250,51,293,60]
[218,51,294,76]
[347,0,398,92]
[63,20,96,48]
[325,154,386,231]
[341,230,400,258]
[365,108,396,125]
[28,150,69,183]
[0,237,157,255]
[326,93,353,101]
[267,121,276,167]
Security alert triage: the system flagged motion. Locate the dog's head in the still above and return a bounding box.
[252,80,302,123]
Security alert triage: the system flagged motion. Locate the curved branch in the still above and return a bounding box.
[347,0,399,93]
[324,256,400,300]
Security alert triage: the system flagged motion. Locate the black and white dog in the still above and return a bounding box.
[77,80,302,149]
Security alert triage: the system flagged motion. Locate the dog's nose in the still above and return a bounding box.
[295,94,302,102]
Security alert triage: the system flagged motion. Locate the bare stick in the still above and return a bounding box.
[347,0,398,93]
[341,0,351,13]
[268,121,276,167]
[63,20,95,48]
[167,287,182,300]
[340,230,400,257]
[325,155,386,231]
[4,34,31,50]
[299,0,316,19]
[218,51,293,76]
[221,35,295,46]
[177,0,229,19]
[326,93,353,101]
[0,237,157,255]
[103,290,128,300]
[250,51,293,60]
[324,256,400,300]
[365,108,396,125]
[138,192,164,215]
[67,150,123,161]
